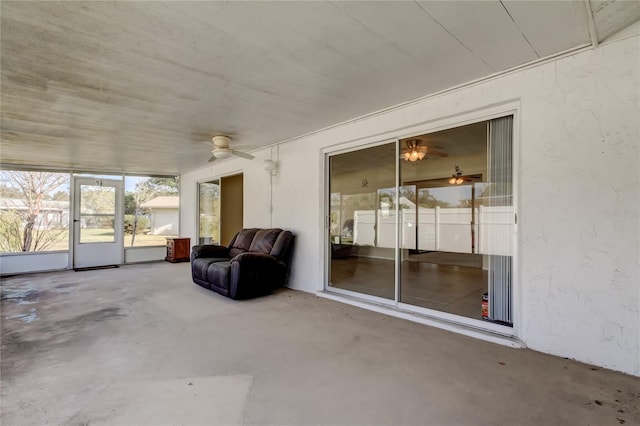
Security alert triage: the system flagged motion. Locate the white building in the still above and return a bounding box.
[140,196,179,236]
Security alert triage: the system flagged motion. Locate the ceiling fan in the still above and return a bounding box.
[401,139,448,162]
[204,135,255,163]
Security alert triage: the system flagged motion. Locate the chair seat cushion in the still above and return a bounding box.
[191,257,230,282]
[207,261,232,293]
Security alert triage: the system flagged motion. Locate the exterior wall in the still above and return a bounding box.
[180,35,639,375]
[150,208,179,235]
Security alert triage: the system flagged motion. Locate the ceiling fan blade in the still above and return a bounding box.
[231,150,255,160]
[427,149,448,157]
[207,155,217,163]
[233,144,258,151]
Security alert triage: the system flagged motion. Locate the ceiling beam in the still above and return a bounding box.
[584,0,599,48]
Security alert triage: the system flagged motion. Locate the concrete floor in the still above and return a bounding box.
[1,263,638,425]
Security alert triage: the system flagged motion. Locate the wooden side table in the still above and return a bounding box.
[165,237,190,263]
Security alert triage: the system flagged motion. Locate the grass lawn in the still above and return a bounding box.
[44,228,176,250]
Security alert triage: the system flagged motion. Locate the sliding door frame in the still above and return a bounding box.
[322,101,521,338]
[323,138,400,308]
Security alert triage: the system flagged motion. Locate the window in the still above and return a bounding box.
[124,176,180,247]
[329,142,396,300]
[0,170,70,252]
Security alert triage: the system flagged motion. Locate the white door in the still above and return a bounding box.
[73,178,123,268]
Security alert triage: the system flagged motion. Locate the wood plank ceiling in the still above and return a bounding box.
[1,1,638,175]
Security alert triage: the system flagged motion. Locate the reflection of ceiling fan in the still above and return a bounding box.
[204,135,255,163]
[449,165,465,185]
[402,139,448,162]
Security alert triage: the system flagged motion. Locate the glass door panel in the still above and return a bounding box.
[328,143,396,300]
[79,185,116,243]
[325,116,514,328]
[399,119,512,324]
[198,180,220,245]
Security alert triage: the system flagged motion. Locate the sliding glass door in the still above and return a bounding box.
[198,180,220,245]
[326,116,515,328]
[328,142,396,300]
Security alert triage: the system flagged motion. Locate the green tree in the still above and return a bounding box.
[52,191,70,201]
[198,182,219,243]
[138,177,179,195]
[124,193,136,215]
[418,189,452,208]
[0,211,24,252]
[0,184,23,199]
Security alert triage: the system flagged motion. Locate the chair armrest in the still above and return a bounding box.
[229,252,288,299]
[191,244,230,259]
[231,252,283,270]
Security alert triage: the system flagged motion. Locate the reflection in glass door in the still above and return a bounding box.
[399,117,514,325]
[326,116,515,328]
[328,142,396,300]
[198,180,220,245]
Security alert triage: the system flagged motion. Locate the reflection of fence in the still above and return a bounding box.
[352,206,514,255]
[418,207,474,252]
[353,211,375,246]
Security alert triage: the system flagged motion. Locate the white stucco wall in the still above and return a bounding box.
[180,34,640,375]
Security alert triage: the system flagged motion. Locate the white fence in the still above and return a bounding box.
[353,205,514,255]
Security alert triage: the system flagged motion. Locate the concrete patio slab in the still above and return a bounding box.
[1,262,638,425]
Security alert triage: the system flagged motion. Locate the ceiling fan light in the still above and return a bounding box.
[448,176,457,185]
[456,177,464,185]
[213,149,231,159]
[417,151,426,161]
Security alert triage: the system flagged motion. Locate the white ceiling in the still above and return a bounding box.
[1,1,638,175]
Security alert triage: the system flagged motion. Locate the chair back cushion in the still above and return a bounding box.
[229,228,258,258]
[248,228,282,254]
[270,231,294,263]
[226,228,294,264]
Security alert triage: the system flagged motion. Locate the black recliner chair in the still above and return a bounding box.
[190,228,295,300]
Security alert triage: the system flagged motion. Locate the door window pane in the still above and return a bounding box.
[79,185,115,243]
[399,118,514,326]
[329,143,396,300]
[199,181,220,245]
